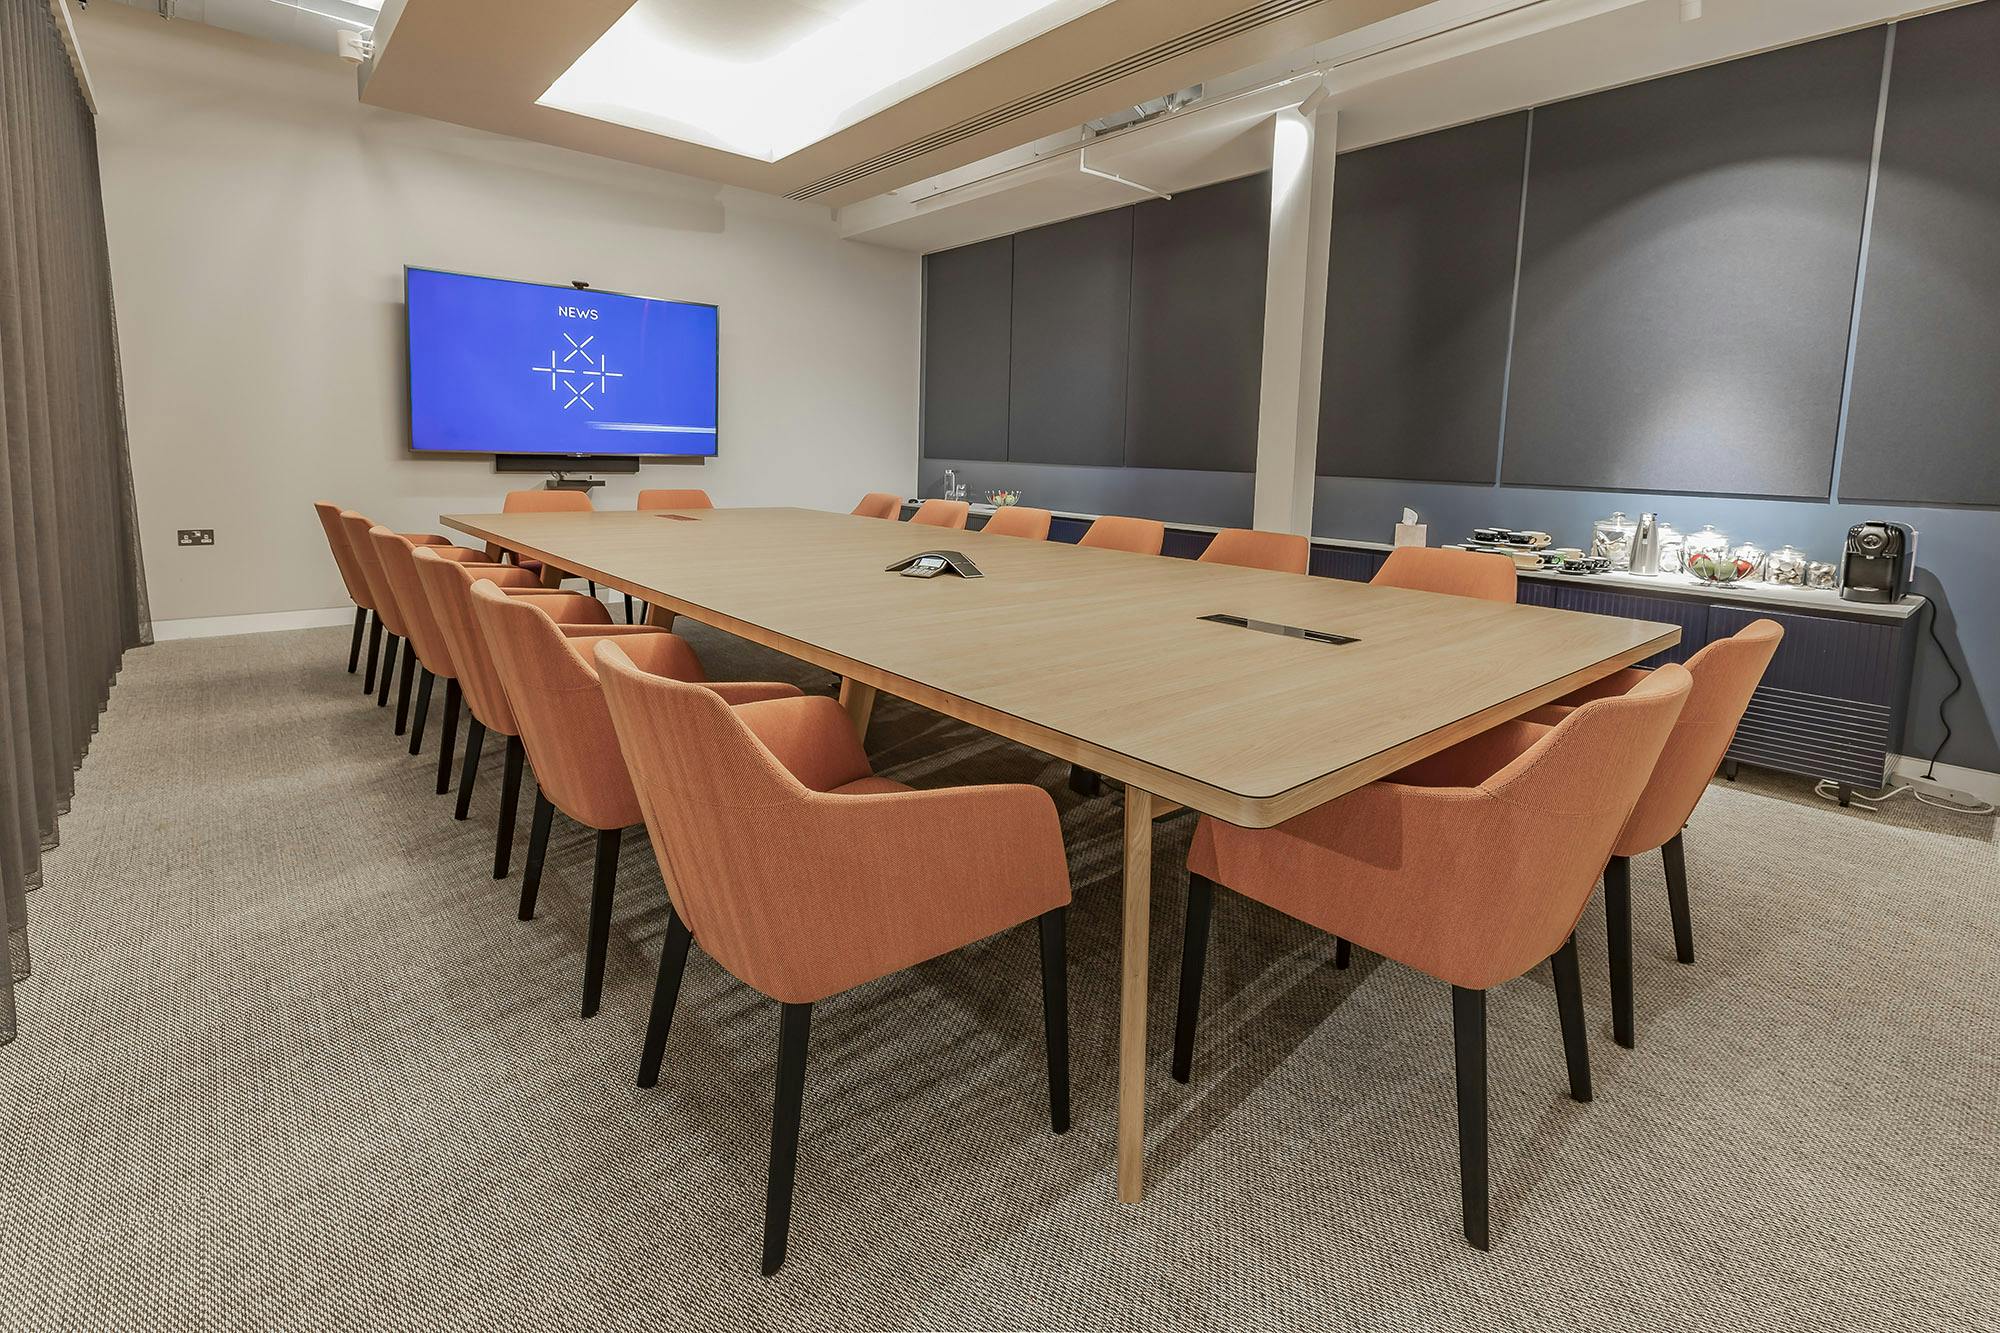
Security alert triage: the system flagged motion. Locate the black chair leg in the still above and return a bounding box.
[1452,985,1489,1251]
[1663,833,1694,964]
[434,680,461,795]
[581,827,623,1018]
[377,635,399,707]
[1604,855,1635,1048]
[623,593,635,624]
[1066,764,1103,798]
[362,612,382,696]
[1172,872,1214,1085]
[762,1001,813,1277]
[408,670,434,756]
[1335,937,1352,969]
[454,719,486,821]
[637,903,694,1088]
[393,648,418,736]
[1038,906,1070,1133]
[347,606,367,673]
[588,579,598,599]
[493,737,524,879]
[520,792,553,920]
[1551,933,1592,1104]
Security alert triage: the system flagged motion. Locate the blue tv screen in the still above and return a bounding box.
[405,267,718,457]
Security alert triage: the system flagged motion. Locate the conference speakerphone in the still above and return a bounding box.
[1199,613,1357,645]
[886,551,983,579]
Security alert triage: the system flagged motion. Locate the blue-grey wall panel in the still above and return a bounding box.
[1840,3,2000,507]
[1501,30,1883,498]
[921,236,1011,462]
[1007,207,1132,467]
[1125,173,1270,473]
[1317,113,1528,483]
[918,459,1253,530]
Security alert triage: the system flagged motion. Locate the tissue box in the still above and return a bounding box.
[1393,522,1428,548]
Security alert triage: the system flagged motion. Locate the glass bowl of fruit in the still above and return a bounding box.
[985,489,1022,507]
[1687,548,1759,585]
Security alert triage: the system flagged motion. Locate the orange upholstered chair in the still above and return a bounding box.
[368,527,512,755]
[909,498,970,529]
[1078,515,1165,556]
[851,492,903,520]
[470,583,800,1016]
[412,546,609,818]
[1523,619,1784,1047]
[340,510,493,715]
[314,501,389,676]
[318,505,453,694]
[1200,528,1309,574]
[594,640,1073,1275]
[1371,546,1517,602]
[981,506,1052,540]
[487,488,595,585]
[637,488,713,510]
[1174,666,1692,1249]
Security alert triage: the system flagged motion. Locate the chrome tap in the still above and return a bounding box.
[941,469,965,501]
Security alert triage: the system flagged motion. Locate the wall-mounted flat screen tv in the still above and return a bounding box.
[405,266,718,457]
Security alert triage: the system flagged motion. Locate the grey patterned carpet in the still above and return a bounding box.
[1,623,1995,1331]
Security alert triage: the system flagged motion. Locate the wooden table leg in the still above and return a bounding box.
[644,603,677,631]
[1118,785,1155,1203]
[837,678,877,742]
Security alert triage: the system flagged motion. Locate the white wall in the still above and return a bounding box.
[78,5,920,626]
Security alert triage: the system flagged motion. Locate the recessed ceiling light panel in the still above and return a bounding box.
[538,0,1118,163]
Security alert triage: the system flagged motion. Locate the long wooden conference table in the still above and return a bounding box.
[442,505,1681,1204]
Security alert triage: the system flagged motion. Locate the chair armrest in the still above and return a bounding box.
[1550,666,1649,710]
[557,620,653,636]
[500,593,609,625]
[731,695,870,790]
[567,630,704,683]
[432,546,499,563]
[475,567,546,590]
[402,533,451,546]
[707,682,805,706]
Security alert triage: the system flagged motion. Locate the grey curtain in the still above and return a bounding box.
[0,0,151,1047]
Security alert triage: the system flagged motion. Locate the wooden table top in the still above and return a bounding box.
[443,507,1680,827]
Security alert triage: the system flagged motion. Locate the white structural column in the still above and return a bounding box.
[1251,104,1337,534]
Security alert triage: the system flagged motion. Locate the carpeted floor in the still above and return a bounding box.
[2,623,1995,1331]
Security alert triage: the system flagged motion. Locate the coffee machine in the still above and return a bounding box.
[1839,521,1917,603]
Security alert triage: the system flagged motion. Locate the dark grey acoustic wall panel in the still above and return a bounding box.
[1840,3,2000,507]
[1125,173,1270,472]
[1008,207,1132,467]
[1501,30,1883,498]
[921,236,1011,462]
[1317,113,1528,483]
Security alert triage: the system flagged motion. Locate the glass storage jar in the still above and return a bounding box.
[1590,511,1638,569]
[1807,561,1838,590]
[1657,523,1685,574]
[1683,525,1739,584]
[1730,542,1768,582]
[1766,545,1808,586]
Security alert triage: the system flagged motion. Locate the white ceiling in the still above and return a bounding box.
[102,0,381,58]
[538,0,1121,163]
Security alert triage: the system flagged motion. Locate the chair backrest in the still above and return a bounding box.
[1372,547,1517,602]
[980,506,1052,541]
[594,639,847,997]
[637,489,713,510]
[1078,515,1165,556]
[851,492,903,520]
[503,488,593,513]
[1616,619,1784,855]
[910,498,970,529]
[415,551,522,735]
[313,501,373,608]
[339,510,406,635]
[468,581,644,830]
[1200,528,1309,574]
[1465,664,1692,982]
[369,527,460,677]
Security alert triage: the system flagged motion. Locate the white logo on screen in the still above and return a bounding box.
[530,332,623,411]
